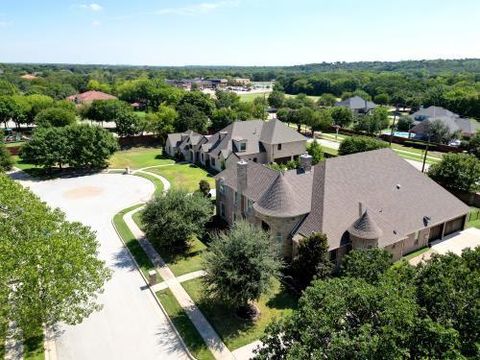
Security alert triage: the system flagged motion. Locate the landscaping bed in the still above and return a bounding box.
[182,277,298,350]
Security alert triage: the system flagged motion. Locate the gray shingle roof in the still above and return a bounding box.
[260,118,306,144]
[411,106,458,120]
[411,116,479,137]
[297,148,469,249]
[335,96,376,111]
[348,210,383,239]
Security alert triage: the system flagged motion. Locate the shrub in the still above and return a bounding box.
[338,136,389,155]
[0,142,13,172]
[34,107,76,127]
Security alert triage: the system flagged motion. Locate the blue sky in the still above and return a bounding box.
[0,0,479,66]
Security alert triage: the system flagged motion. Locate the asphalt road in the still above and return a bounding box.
[18,173,188,360]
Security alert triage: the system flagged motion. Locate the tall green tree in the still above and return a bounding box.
[306,139,324,165]
[203,221,280,317]
[428,153,480,193]
[145,104,177,142]
[290,233,331,290]
[35,107,76,127]
[176,103,209,133]
[330,106,353,128]
[0,174,111,336]
[338,136,389,155]
[267,91,285,109]
[340,248,392,284]
[114,111,140,137]
[0,142,13,172]
[141,189,212,253]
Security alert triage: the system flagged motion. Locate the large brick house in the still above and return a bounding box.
[215,149,469,265]
[165,119,307,172]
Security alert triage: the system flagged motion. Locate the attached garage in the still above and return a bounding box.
[444,216,465,236]
[428,224,443,242]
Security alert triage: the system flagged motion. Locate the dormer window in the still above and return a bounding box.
[239,142,246,151]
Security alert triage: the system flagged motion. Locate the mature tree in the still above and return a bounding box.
[466,131,480,159]
[35,107,76,127]
[309,108,332,135]
[267,91,285,109]
[0,96,16,127]
[330,106,353,128]
[275,107,290,123]
[9,95,31,128]
[86,79,112,93]
[43,82,77,100]
[290,233,332,290]
[338,136,389,155]
[252,96,268,119]
[428,153,480,193]
[425,119,459,144]
[145,104,177,142]
[396,115,414,132]
[114,111,140,137]
[176,103,209,133]
[179,90,215,116]
[210,108,238,132]
[0,79,19,96]
[117,78,182,109]
[256,276,418,360]
[80,99,131,125]
[0,174,111,336]
[355,106,390,134]
[215,89,240,109]
[415,248,480,357]
[21,124,118,170]
[0,142,13,172]
[317,93,337,107]
[198,179,211,197]
[141,189,212,253]
[306,139,324,165]
[340,249,392,284]
[374,93,390,105]
[203,221,280,317]
[25,94,54,123]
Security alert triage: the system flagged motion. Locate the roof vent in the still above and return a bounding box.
[396,184,401,189]
[423,216,431,226]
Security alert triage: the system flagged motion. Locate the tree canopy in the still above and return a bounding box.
[428,153,480,193]
[338,136,389,155]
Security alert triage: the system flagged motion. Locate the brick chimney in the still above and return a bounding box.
[299,153,312,173]
[237,159,248,194]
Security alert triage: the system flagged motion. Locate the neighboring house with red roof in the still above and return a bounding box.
[66,90,117,104]
[215,149,469,264]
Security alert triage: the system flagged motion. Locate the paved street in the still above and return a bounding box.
[17,173,188,360]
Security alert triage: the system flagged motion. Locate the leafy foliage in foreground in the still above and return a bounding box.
[256,248,480,359]
[0,174,111,336]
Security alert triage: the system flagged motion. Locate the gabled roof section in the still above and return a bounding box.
[335,96,376,110]
[411,106,458,119]
[260,118,307,144]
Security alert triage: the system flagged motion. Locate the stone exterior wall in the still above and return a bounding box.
[265,140,306,163]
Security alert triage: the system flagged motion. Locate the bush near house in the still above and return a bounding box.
[338,136,389,155]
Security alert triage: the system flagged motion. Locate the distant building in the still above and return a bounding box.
[335,96,376,114]
[215,149,469,262]
[233,78,251,85]
[20,74,38,80]
[410,106,479,139]
[165,119,307,172]
[66,90,117,105]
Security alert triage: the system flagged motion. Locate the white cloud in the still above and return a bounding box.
[156,0,239,16]
[80,3,103,12]
[91,20,101,27]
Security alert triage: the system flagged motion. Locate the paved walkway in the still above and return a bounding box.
[134,169,171,192]
[232,341,262,360]
[409,227,480,265]
[124,208,234,360]
[16,174,188,360]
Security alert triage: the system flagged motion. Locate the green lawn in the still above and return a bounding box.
[108,147,174,169]
[133,210,208,277]
[133,172,164,196]
[112,204,155,278]
[182,278,298,350]
[156,289,214,360]
[238,92,271,103]
[467,207,480,229]
[12,155,38,171]
[145,164,215,193]
[5,141,25,148]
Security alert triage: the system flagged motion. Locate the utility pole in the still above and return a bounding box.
[421,133,430,173]
[389,105,399,146]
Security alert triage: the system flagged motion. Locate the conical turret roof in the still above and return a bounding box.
[348,209,383,239]
[253,172,308,217]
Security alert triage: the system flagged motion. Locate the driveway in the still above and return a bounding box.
[17,173,188,360]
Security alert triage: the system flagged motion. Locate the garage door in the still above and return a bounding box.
[444,216,465,236]
[428,224,443,242]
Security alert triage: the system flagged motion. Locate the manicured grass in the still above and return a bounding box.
[133,172,164,196]
[12,155,38,171]
[108,147,174,169]
[238,92,271,103]
[133,210,208,277]
[182,277,298,350]
[402,246,430,261]
[156,289,214,360]
[5,141,25,148]
[146,163,215,193]
[112,204,155,278]
[23,325,45,360]
[467,207,480,229]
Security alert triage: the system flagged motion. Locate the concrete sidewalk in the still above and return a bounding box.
[124,208,234,360]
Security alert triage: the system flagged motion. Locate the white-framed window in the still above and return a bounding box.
[240,142,246,151]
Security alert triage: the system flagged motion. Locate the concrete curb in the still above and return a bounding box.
[111,211,197,360]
